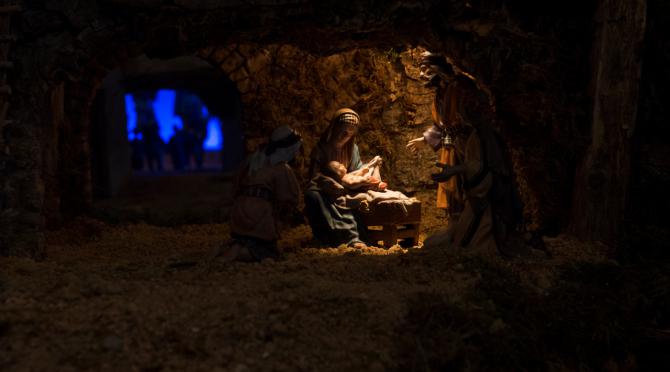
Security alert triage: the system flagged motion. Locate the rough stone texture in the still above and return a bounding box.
[199,44,435,189]
[0,2,46,258]
[3,0,632,257]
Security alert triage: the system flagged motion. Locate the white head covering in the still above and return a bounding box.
[248,125,302,174]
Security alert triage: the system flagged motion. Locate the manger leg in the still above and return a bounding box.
[386,224,398,248]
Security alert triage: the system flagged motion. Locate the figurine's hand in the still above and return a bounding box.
[406,137,425,154]
[431,162,457,183]
[431,171,453,183]
[370,155,382,166]
[366,156,381,168]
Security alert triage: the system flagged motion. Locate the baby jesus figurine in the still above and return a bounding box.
[326,156,387,191]
[309,155,416,213]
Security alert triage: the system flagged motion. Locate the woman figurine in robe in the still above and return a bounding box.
[304,108,368,249]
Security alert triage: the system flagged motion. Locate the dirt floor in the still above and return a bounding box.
[1,176,669,371]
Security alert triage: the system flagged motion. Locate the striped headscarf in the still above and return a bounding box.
[319,108,361,168]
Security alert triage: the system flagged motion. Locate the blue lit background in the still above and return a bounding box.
[125,90,223,151]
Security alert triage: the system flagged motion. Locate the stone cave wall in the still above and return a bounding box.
[2,0,601,256]
[198,44,436,190]
[0,3,45,258]
[189,1,599,233]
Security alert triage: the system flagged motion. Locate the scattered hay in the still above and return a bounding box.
[2,193,667,370]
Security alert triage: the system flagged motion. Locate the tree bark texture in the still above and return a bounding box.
[569,0,647,244]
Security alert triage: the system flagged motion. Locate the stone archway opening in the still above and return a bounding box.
[87,55,245,225]
[121,89,226,173]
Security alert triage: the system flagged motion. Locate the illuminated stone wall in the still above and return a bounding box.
[198,44,435,189]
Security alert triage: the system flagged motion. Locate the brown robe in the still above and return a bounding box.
[230,162,300,241]
[450,130,496,255]
[423,77,513,255]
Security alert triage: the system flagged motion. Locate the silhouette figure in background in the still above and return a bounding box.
[168,125,187,171]
[129,128,145,171]
[137,111,163,172]
[175,92,209,170]
[133,92,164,172]
[190,115,208,170]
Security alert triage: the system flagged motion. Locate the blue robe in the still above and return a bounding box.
[304,143,363,246]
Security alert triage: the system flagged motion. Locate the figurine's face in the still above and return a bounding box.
[328,161,347,179]
[419,63,435,82]
[334,121,357,147]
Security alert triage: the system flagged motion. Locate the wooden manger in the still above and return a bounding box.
[358,200,421,248]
